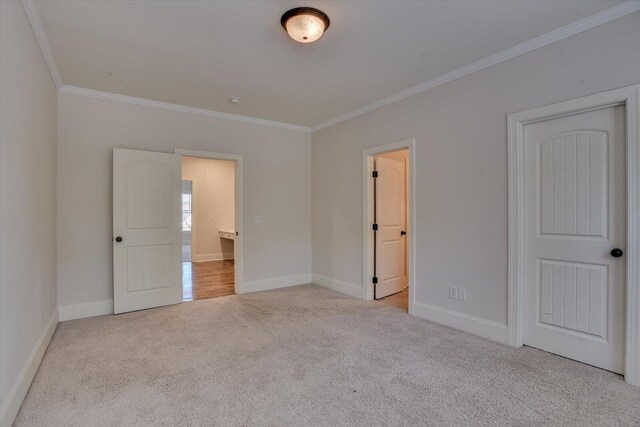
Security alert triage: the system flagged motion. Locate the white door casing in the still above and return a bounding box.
[375,156,407,299]
[509,84,640,386]
[363,139,416,314]
[113,148,183,314]
[507,85,640,386]
[523,106,626,373]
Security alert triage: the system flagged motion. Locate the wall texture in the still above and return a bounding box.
[311,11,640,326]
[57,93,311,311]
[0,1,58,423]
[182,157,235,261]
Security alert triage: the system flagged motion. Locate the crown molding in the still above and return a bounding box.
[20,0,63,90]
[21,1,309,132]
[20,0,640,133]
[311,0,640,132]
[59,86,312,133]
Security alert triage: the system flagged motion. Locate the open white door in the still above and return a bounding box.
[113,148,182,314]
[375,156,407,299]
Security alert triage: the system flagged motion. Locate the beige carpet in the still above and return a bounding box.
[15,285,640,426]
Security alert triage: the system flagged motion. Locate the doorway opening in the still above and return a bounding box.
[182,180,193,262]
[364,139,415,314]
[181,156,236,302]
[374,149,409,310]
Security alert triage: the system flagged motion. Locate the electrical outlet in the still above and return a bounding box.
[51,289,56,303]
[449,286,458,299]
[254,215,262,224]
[457,287,466,301]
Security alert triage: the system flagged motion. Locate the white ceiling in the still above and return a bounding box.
[35,0,623,127]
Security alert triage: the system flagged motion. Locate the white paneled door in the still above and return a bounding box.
[375,156,407,299]
[523,106,626,373]
[113,148,183,314]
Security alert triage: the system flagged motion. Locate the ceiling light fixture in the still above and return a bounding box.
[228,97,240,104]
[281,7,330,43]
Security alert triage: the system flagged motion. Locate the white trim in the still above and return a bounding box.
[59,299,113,321]
[61,86,311,133]
[175,149,244,295]
[312,274,363,299]
[20,0,63,90]
[237,273,311,294]
[507,84,640,386]
[363,139,416,315]
[19,1,639,133]
[311,1,640,132]
[22,0,309,132]
[0,308,58,427]
[193,253,234,262]
[413,301,508,344]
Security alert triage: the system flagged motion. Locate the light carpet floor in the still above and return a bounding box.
[15,284,640,426]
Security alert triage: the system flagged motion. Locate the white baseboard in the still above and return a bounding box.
[237,273,311,294]
[58,299,113,321]
[412,301,508,344]
[0,308,58,427]
[193,252,234,262]
[312,274,364,299]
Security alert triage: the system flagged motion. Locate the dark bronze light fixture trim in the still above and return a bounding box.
[280,7,330,43]
[280,7,330,32]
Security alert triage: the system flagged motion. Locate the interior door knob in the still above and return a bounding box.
[115,236,123,243]
[400,231,407,236]
[610,248,623,258]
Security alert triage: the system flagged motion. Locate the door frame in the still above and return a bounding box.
[363,138,416,314]
[507,84,640,386]
[175,149,244,294]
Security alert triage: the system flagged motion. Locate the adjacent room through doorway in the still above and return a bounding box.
[182,180,193,262]
[374,149,409,311]
[181,156,236,302]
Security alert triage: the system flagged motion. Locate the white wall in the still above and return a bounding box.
[182,157,235,261]
[0,1,58,424]
[312,12,640,329]
[57,93,311,312]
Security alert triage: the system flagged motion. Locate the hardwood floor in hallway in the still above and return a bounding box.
[183,260,235,301]
[378,288,408,311]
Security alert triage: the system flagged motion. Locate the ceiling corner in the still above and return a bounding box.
[21,0,63,90]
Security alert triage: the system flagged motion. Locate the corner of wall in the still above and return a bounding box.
[0,309,58,427]
[312,274,364,299]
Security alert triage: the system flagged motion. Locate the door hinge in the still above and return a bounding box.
[372,276,378,284]
[372,170,378,178]
[372,223,378,231]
